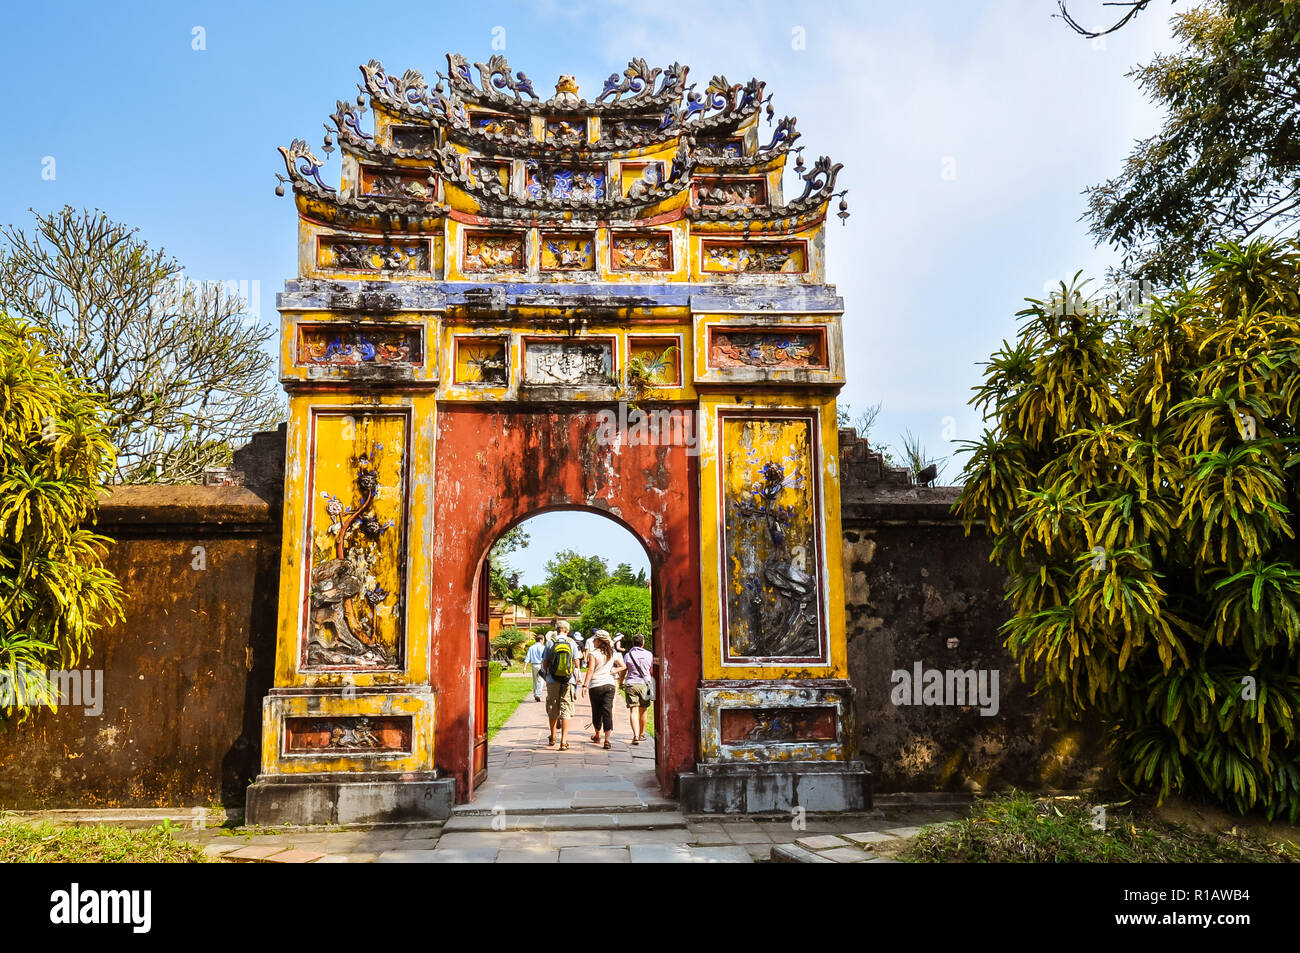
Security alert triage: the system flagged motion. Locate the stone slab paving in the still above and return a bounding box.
[148,698,967,863]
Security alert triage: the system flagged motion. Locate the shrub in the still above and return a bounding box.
[955,240,1300,820]
[579,585,652,650]
[488,661,503,680]
[491,626,531,662]
[0,314,123,718]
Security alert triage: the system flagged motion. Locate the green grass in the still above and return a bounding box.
[901,791,1300,863]
[0,817,209,863]
[487,673,535,740]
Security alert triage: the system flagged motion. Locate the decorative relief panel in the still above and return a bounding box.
[620,161,665,199]
[719,412,825,662]
[522,338,614,386]
[285,716,413,753]
[610,233,672,272]
[318,237,431,274]
[603,116,662,140]
[463,231,525,271]
[627,336,682,386]
[719,707,837,744]
[299,326,423,367]
[302,410,410,670]
[470,110,528,137]
[540,233,596,271]
[526,163,605,201]
[358,165,435,200]
[470,159,511,192]
[545,117,586,145]
[388,126,436,151]
[698,136,744,157]
[453,337,509,385]
[707,328,827,370]
[702,241,807,274]
[694,176,767,208]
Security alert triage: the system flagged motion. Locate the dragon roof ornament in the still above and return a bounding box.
[274,53,849,229]
[359,59,467,126]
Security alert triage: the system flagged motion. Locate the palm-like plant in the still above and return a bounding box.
[956,239,1300,820]
[1,314,123,718]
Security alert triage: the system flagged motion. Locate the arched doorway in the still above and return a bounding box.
[430,404,702,802]
[469,509,660,800]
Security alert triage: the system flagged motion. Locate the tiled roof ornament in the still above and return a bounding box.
[551,74,581,107]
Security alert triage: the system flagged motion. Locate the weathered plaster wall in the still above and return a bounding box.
[839,431,1109,793]
[0,487,279,810]
[431,405,702,800]
[1,428,1109,809]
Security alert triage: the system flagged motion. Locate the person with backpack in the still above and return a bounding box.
[581,630,626,749]
[541,627,577,749]
[620,634,654,744]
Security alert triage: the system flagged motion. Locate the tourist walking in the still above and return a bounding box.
[620,634,654,744]
[541,628,577,749]
[524,633,546,701]
[581,630,625,749]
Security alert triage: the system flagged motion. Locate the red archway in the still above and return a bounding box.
[430,404,702,801]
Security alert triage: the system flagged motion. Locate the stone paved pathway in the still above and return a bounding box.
[467,681,669,814]
[128,691,964,862]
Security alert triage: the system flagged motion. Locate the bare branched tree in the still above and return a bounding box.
[0,207,284,483]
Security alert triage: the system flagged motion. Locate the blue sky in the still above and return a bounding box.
[0,1,1177,585]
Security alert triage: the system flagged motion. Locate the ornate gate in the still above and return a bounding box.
[246,54,868,823]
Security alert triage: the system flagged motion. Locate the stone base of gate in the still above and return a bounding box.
[678,761,873,814]
[246,771,456,826]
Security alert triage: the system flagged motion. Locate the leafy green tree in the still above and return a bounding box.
[579,585,653,649]
[488,525,530,598]
[556,587,590,616]
[1083,2,1300,282]
[634,567,649,588]
[0,207,283,483]
[956,239,1300,820]
[0,313,124,717]
[611,562,638,587]
[544,550,609,605]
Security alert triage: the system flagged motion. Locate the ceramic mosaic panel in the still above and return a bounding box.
[526,165,605,201]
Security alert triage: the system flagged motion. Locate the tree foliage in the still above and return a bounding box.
[0,207,284,483]
[578,585,653,648]
[543,549,611,611]
[488,525,530,598]
[0,313,124,717]
[956,239,1300,820]
[1085,2,1300,282]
